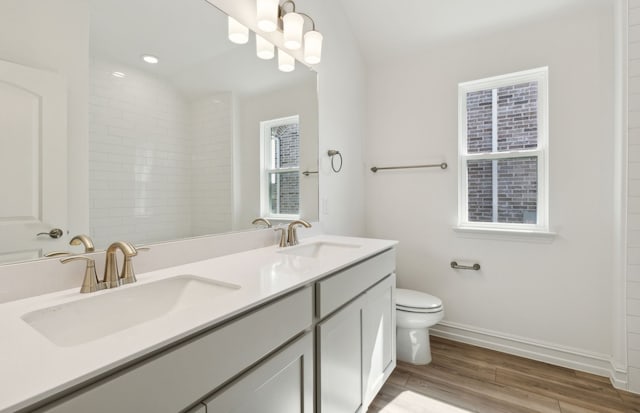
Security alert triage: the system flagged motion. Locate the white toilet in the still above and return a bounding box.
[396,288,444,365]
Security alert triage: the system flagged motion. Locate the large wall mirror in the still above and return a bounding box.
[0,0,318,265]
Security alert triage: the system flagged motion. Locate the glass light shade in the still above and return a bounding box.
[257,0,279,32]
[278,48,295,72]
[256,35,275,60]
[304,30,323,65]
[228,17,249,44]
[283,12,304,50]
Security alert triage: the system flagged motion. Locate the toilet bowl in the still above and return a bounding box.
[396,288,444,365]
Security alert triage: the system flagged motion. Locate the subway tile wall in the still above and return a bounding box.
[629,0,640,393]
[89,59,232,248]
[190,93,233,236]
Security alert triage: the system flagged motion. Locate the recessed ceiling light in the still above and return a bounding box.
[142,55,159,64]
[112,71,126,78]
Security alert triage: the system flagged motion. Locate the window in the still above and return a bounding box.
[260,115,300,219]
[458,67,548,232]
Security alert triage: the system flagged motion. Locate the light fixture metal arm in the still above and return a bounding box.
[298,12,316,30]
[278,1,316,30]
[279,0,296,14]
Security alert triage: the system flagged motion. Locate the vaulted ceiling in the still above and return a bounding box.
[335,0,614,63]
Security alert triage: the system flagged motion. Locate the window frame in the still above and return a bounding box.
[457,67,549,233]
[260,115,301,220]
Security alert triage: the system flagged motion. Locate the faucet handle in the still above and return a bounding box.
[120,246,149,285]
[61,256,105,293]
[252,217,273,228]
[274,228,288,248]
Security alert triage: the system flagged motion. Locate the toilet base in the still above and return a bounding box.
[397,327,432,365]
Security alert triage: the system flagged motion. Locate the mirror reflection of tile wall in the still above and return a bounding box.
[0,0,317,262]
[89,58,233,247]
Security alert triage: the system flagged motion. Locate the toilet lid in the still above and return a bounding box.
[396,288,442,312]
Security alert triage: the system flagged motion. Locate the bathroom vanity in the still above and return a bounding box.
[0,236,396,413]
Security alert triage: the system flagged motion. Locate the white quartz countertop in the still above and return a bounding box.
[0,235,396,412]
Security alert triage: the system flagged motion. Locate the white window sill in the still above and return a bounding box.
[452,226,556,243]
[265,216,300,223]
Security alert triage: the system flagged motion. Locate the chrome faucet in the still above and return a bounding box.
[287,220,312,246]
[252,217,273,228]
[103,241,138,288]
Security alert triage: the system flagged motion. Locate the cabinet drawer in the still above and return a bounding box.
[316,249,395,319]
[38,287,313,413]
[204,332,313,412]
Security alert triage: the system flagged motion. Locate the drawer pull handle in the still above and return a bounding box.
[450,261,480,271]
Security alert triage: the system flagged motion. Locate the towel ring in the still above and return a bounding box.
[328,149,343,173]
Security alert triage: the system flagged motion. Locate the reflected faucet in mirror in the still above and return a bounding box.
[252,218,273,228]
[70,234,95,253]
[44,234,96,257]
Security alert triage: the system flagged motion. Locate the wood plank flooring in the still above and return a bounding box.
[369,336,640,413]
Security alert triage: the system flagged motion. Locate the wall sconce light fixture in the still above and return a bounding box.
[228,0,322,71]
[276,0,322,65]
[256,35,275,59]
[278,48,295,72]
[257,0,280,32]
[228,17,249,44]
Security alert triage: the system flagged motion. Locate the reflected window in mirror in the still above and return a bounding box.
[261,116,300,219]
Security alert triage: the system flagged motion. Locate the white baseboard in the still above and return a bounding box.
[430,321,628,391]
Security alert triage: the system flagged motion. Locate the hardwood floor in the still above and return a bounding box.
[369,336,640,413]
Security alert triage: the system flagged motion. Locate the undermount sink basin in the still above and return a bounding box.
[278,241,361,258]
[21,275,240,347]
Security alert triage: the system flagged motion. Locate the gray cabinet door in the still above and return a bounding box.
[204,333,314,413]
[362,274,396,407]
[317,296,365,413]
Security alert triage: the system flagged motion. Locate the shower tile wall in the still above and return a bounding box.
[89,59,232,248]
[190,94,233,236]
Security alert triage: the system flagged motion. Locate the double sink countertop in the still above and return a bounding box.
[0,235,397,413]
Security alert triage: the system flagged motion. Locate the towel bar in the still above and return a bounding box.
[370,162,447,173]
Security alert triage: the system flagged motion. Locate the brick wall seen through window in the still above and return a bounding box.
[458,68,548,231]
[269,123,300,215]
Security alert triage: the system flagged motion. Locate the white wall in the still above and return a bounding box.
[0,0,89,238]
[208,0,368,236]
[234,78,319,228]
[627,0,640,393]
[365,5,617,372]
